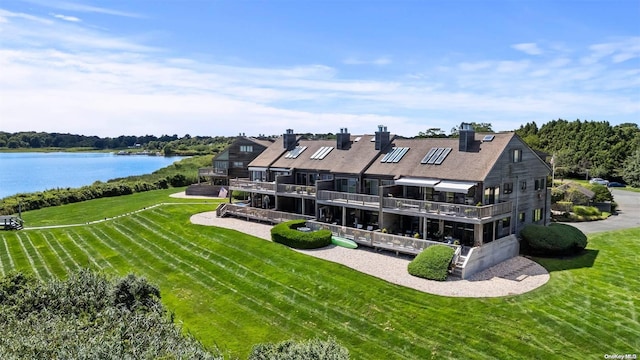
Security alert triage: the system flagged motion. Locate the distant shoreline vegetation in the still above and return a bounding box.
[0,155,214,216]
[0,131,232,157]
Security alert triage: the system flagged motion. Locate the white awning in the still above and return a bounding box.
[395,177,440,187]
[248,167,268,172]
[434,181,476,193]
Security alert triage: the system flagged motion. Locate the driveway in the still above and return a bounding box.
[564,189,640,234]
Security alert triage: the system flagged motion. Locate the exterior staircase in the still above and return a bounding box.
[450,255,467,278]
[1,216,23,230]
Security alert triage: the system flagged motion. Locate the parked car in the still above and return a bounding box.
[607,182,626,188]
[589,178,609,186]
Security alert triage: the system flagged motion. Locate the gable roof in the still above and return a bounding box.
[364,132,515,181]
[268,134,395,174]
[248,136,291,168]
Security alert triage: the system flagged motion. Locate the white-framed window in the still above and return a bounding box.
[512,149,522,163]
[239,145,253,152]
[232,161,243,168]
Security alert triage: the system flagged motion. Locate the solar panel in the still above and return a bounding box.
[381,149,395,162]
[421,148,438,164]
[310,148,324,159]
[316,146,333,160]
[285,146,307,159]
[426,148,445,164]
[434,147,452,164]
[381,147,409,163]
[391,147,409,163]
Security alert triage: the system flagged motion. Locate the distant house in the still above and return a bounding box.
[223,124,552,278]
[187,135,273,196]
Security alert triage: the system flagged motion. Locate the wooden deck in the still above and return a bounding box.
[1,215,23,230]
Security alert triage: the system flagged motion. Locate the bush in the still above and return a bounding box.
[0,270,221,359]
[249,337,349,360]
[407,245,454,281]
[572,205,601,217]
[520,223,587,256]
[271,220,332,249]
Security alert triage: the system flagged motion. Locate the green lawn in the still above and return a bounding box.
[1,190,638,359]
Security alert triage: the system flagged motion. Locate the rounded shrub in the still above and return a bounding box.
[270,220,332,249]
[520,223,587,256]
[407,245,455,281]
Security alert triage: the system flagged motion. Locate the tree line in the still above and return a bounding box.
[0,131,232,156]
[515,119,640,186]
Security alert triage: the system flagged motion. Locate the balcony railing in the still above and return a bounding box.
[277,184,317,197]
[382,197,512,219]
[229,179,276,193]
[316,190,380,208]
[306,221,459,256]
[199,167,228,177]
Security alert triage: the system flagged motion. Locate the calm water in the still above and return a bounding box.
[0,152,184,199]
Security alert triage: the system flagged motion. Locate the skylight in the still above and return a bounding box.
[483,135,495,142]
[381,147,409,163]
[421,147,452,165]
[285,146,307,159]
[310,146,333,160]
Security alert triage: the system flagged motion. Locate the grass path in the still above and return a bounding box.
[0,196,638,359]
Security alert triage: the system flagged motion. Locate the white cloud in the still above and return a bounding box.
[343,56,391,66]
[51,13,81,22]
[512,43,543,55]
[23,0,142,18]
[0,6,637,137]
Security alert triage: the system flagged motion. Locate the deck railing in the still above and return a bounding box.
[229,179,276,193]
[316,190,380,208]
[277,184,317,196]
[306,221,459,256]
[381,197,512,219]
[220,203,313,224]
[199,167,228,177]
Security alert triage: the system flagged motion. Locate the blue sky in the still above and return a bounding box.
[1,0,638,137]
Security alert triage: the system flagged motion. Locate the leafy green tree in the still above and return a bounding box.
[622,148,640,187]
[416,128,447,138]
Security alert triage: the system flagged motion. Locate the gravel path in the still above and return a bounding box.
[190,211,549,298]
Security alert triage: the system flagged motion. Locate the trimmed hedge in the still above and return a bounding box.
[520,223,587,256]
[270,220,332,249]
[407,245,455,281]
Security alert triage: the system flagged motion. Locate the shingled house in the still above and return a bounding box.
[225,124,551,278]
[188,135,273,196]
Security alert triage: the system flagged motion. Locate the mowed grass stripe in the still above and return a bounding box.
[106,222,265,334]
[15,233,43,280]
[133,213,431,358]
[42,231,82,272]
[126,215,394,356]
[110,219,293,330]
[63,231,103,271]
[71,227,119,272]
[22,233,54,280]
[0,234,11,275]
[32,232,72,277]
